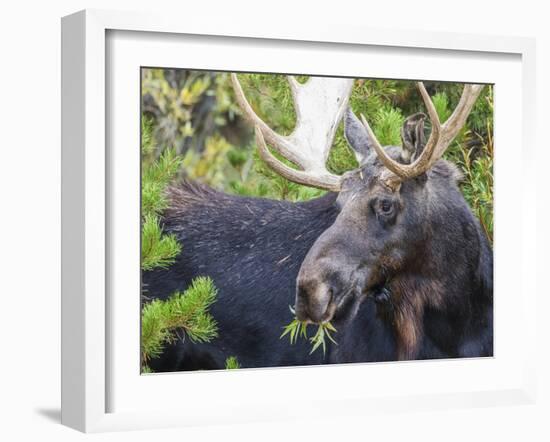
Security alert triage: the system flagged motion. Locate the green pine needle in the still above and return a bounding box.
[141,215,181,271]
[280,308,337,355]
[225,356,241,370]
[140,73,494,370]
[141,116,156,156]
[141,365,153,374]
[142,147,184,218]
[373,105,405,146]
[141,118,184,272]
[141,276,219,366]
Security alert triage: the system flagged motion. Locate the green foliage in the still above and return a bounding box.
[181,135,233,188]
[141,276,218,364]
[144,73,492,222]
[280,308,338,355]
[141,118,183,271]
[225,356,241,370]
[142,71,494,363]
[142,69,240,154]
[373,106,405,146]
[440,87,494,242]
[432,92,451,122]
[141,118,183,216]
[141,215,181,271]
[327,127,359,175]
[349,79,401,121]
[280,318,309,345]
[141,117,155,156]
[233,74,297,136]
[309,321,338,355]
[141,365,153,374]
[142,148,183,216]
[459,136,493,242]
[140,117,219,372]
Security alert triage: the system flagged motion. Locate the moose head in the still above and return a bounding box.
[231,74,484,330]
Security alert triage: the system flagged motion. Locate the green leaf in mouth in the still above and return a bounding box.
[280,306,338,355]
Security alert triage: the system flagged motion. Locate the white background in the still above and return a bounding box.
[0,0,548,441]
[108,30,525,415]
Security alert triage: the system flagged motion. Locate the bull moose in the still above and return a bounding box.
[143,74,493,371]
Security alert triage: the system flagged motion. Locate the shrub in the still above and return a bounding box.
[142,70,493,233]
[140,118,219,372]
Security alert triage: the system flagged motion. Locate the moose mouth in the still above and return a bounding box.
[305,279,390,324]
[329,287,360,322]
[304,277,389,324]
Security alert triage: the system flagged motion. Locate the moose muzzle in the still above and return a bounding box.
[295,229,370,324]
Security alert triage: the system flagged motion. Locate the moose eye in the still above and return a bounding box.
[379,199,393,215]
[372,198,397,226]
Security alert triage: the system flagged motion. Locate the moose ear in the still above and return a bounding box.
[400,113,426,163]
[344,107,371,164]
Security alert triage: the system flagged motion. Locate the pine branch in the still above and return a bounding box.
[373,106,405,146]
[142,147,183,218]
[225,356,241,370]
[141,116,156,155]
[141,215,181,271]
[141,276,219,364]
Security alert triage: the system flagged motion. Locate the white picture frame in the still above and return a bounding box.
[61,9,537,433]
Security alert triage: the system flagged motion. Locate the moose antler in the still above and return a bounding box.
[231,74,354,191]
[360,82,484,190]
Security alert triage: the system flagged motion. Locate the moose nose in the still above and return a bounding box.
[295,279,334,323]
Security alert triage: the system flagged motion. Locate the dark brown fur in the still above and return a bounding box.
[295,108,493,361]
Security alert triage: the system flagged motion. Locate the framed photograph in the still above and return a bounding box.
[61,9,537,433]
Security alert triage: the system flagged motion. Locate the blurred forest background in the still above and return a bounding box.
[141,68,493,241]
[140,69,493,371]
